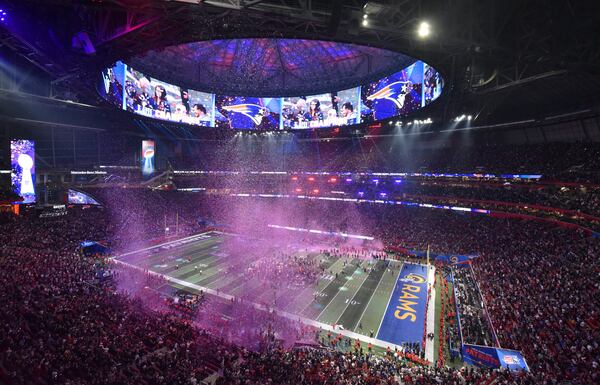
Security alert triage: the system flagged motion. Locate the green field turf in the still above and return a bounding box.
[116,232,420,344]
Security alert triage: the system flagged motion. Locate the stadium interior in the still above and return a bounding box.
[1,1,599,384]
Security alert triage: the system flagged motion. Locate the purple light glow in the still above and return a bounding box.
[127,38,415,97]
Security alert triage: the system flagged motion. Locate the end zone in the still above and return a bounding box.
[377,262,430,348]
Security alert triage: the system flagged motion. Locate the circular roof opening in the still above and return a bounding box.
[127,38,417,97]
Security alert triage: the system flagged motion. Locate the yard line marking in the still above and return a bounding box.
[132,238,219,268]
[296,258,347,314]
[346,260,395,331]
[115,231,223,258]
[113,257,405,352]
[314,261,368,322]
[374,261,407,336]
[333,260,381,328]
[298,259,355,316]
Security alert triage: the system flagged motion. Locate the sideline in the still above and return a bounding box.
[424,265,436,362]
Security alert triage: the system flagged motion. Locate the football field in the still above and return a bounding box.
[115,231,434,351]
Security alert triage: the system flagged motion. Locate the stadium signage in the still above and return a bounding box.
[394,284,420,322]
[377,264,429,346]
[464,346,500,367]
[177,188,206,192]
[70,171,108,175]
[228,193,491,214]
[461,344,530,372]
[98,165,138,169]
[172,170,542,180]
[394,273,426,322]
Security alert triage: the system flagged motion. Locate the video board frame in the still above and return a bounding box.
[100,60,443,130]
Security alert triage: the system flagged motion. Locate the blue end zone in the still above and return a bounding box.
[377,263,428,347]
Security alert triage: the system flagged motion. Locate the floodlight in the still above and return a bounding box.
[417,21,431,38]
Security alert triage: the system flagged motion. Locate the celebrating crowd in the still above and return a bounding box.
[0,211,225,384]
[169,141,600,183]
[1,186,599,384]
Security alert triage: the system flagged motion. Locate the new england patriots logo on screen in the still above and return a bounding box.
[367,81,412,110]
[222,104,266,126]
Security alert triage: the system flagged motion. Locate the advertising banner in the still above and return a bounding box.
[142,140,155,176]
[462,344,529,372]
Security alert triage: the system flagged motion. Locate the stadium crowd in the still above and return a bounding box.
[1,190,598,384]
[451,267,496,347]
[0,211,224,384]
[170,142,600,183]
[172,174,600,220]
[394,183,600,219]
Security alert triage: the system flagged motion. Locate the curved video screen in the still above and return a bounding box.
[216,96,281,130]
[124,66,215,127]
[361,61,423,122]
[100,60,443,130]
[282,87,361,129]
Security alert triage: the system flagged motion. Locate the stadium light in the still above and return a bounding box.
[362,19,369,27]
[417,21,431,38]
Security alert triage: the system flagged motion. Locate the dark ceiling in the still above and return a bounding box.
[0,0,599,126]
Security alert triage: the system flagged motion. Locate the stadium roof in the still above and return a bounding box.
[0,0,599,127]
[127,38,416,96]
